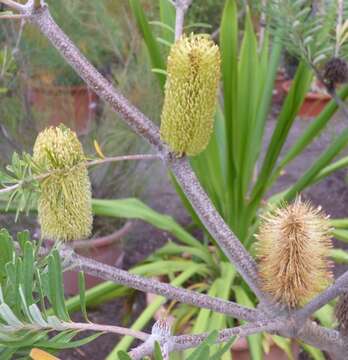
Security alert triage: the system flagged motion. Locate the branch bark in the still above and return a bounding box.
[60,246,261,322]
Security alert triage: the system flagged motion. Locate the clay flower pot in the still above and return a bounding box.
[26,77,98,135]
[63,222,132,296]
[282,80,331,118]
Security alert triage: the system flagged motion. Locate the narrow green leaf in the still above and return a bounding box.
[250,63,312,206]
[47,251,70,321]
[186,331,218,360]
[159,0,175,44]
[233,286,263,360]
[36,333,102,349]
[154,341,164,360]
[330,249,348,264]
[129,0,166,89]
[220,0,238,221]
[117,351,133,360]
[22,241,34,305]
[92,198,203,249]
[78,271,89,322]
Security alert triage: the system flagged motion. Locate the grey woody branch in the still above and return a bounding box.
[61,246,260,322]
[293,268,348,322]
[174,0,192,40]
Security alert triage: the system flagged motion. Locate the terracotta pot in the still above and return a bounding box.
[26,78,98,134]
[282,80,331,118]
[63,222,132,295]
[63,241,124,296]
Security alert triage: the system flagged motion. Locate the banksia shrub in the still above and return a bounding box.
[256,199,332,308]
[160,34,221,156]
[335,293,348,335]
[33,125,92,241]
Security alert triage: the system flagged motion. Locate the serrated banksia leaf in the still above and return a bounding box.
[160,34,221,156]
[335,293,348,335]
[33,125,92,241]
[256,198,332,308]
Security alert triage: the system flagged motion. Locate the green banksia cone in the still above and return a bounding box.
[256,198,333,308]
[335,293,348,335]
[160,34,221,156]
[33,125,93,241]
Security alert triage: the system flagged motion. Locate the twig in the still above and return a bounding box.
[0,0,27,12]
[72,221,133,250]
[62,321,149,341]
[59,245,262,322]
[0,154,161,195]
[6,320,149,341]
[0,13,29,19]
[87,154,161,167]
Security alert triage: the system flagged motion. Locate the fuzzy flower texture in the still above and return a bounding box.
[33,125,93,241]
[160,34,221,156]
[257,199,332,308]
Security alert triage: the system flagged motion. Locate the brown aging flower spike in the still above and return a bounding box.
[256,198,333,308]
[33,125,93,242]
[160,33,221,157]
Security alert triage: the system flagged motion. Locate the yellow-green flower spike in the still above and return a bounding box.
[160,34,221,156]
[33,125,93,241]
[256,198,333,308]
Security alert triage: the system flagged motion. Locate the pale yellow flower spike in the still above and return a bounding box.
[160,34,221,156]
[33,125,93,241]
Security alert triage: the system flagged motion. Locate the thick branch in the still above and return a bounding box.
[60,246,261,322]
[293,269,348,322]
[170,158,266,302]
[297,321,346,360]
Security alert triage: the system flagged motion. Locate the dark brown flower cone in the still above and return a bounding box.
[323,57,348,92]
